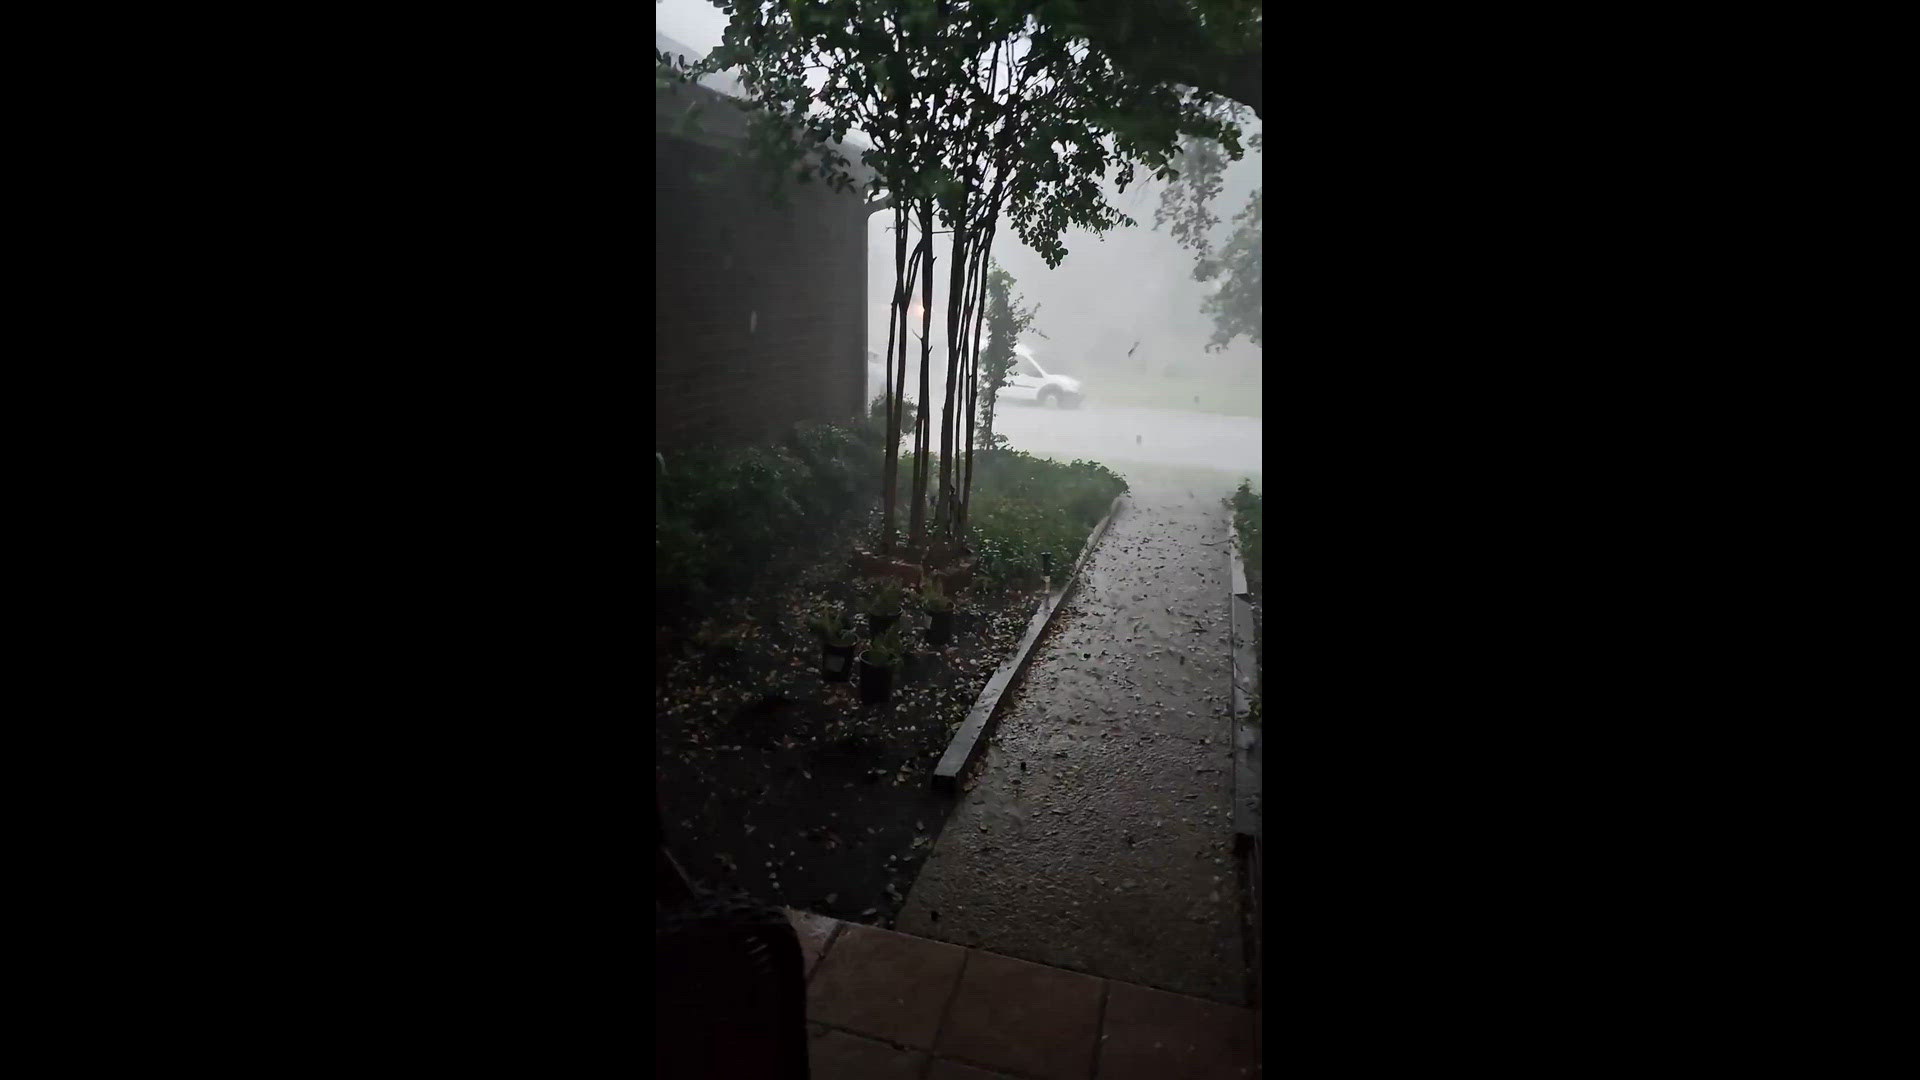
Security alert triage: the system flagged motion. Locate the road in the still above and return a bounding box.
[867,367,1261,482]
[994,399,1263,483]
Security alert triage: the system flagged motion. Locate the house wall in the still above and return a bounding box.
[655,90,872,451]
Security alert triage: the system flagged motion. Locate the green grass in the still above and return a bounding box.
[1230,478,1262,717]
[1230,479,1262,595]
[1083,377,1263,418]
[1031,458,1257,500]
[902,450,1128,592]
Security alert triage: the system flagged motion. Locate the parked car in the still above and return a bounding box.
[1000,345,1083,408]
[867,344,1084,408]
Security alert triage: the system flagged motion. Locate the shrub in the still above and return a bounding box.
[864,627,904,667]
[807,608,857,646]
[966,451,1126,528]
[655,435,1130,613]
[859,394,917,449]
[966,496,1087,592]
[959,452,1126,591]
[656,444,812,600]
[1230,479,1262,593]
[656,514,713,605]
[920,576,950,612]
[864,579,903,615]
[788,421,879,520]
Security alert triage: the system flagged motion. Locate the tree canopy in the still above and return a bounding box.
[1040,0,1263,118]
[1156,98,1261,351]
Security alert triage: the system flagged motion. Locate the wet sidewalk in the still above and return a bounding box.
[791,909,1259,1079]
[897,475,1248,1006]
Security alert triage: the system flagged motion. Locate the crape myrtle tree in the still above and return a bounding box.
[675,0,1245,550]
[679,1,941,555]
[1039,0,1264,119]
[931,13,1240,535]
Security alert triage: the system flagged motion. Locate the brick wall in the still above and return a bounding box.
[655,92,873,451]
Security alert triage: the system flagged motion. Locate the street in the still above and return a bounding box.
[867,366,1262,483]
[995,399,1263,482]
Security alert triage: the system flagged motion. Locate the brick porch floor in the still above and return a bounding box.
[790,909,1260,1080]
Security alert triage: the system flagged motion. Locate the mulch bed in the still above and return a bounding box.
[655,522,1035,929]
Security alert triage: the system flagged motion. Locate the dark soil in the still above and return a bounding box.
[656,524,1036,929]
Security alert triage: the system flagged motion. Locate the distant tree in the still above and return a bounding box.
[976,261,1040,451]
[1196,189,1260,350]
[1157,100,1261,352]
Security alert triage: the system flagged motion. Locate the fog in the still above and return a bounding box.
[658,2,1262,485]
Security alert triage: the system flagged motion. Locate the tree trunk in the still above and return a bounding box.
[960,225,994,531]
[893,227,924,553]
[897,237,920,546]
[909,204,935,550]
[880,204,907,555]
[939,220,968,538]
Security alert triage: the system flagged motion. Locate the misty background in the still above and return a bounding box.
[658,2,1262,480]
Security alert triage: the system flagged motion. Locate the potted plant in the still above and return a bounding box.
[859,627,904,705]
[864,580,903,637]
[808,608,858,682]
[922,577,955,646]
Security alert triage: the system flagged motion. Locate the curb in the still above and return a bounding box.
[932,492,1128,793]
[1228,531,1260,846]
[1227,527,1262,1015]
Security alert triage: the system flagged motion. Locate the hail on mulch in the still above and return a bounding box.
[656,557,1042,928]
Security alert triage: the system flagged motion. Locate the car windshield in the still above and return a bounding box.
[1019,356,1045,378]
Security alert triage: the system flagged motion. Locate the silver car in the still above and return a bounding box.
[866,343,1084,408]
[999,345,1084,409]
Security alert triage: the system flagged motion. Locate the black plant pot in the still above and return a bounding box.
[821,641,856,682]
[867,612,899,636]
[859,655,896,704]
[926,610,953,646]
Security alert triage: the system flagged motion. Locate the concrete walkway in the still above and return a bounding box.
[898,472,1248,1006]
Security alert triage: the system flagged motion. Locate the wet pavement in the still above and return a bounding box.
[897,468,1250,1006]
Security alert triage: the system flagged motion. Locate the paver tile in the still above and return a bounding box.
[788,908,841,978]
[807,923,967,1048]
[807,1024,928,1080]
[934,948,1104,1080]
[1096,979,1258,1079]
[928,1057,1022,1079]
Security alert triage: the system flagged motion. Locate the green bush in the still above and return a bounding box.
[965,452,1126,592]
[966,451,1126,528]
[966,496,1089,592]
[656,436,1130,609]
[656,443,813,603]
[863,578,904,616]
[656,514,714,602]
[788,420,879,520]
[863,449,1129,593]
[1230,479,1262,593]
[859,394,917,449]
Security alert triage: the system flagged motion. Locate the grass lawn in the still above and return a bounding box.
[1084,377,1264,418]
